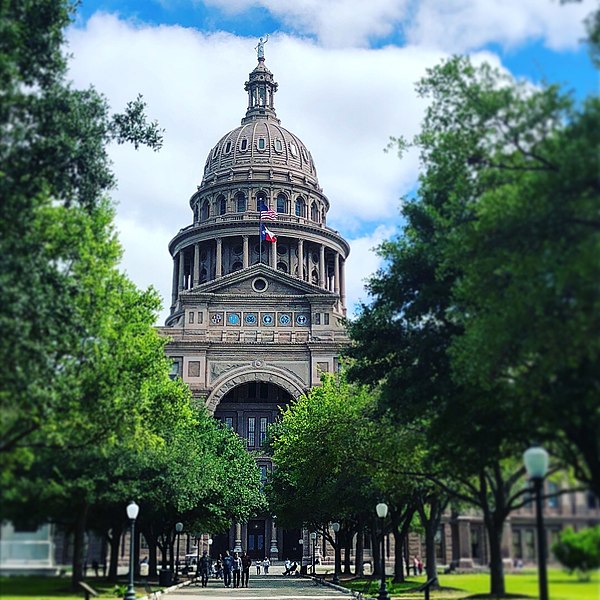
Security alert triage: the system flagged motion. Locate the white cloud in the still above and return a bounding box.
[205,0,410,47]
[344,225,397,317]
[201,0,594,51]
[406,0,596,53]
[67,15,443,323]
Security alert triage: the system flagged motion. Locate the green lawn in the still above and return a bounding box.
[0,576,155,600]
[341,568,600,599]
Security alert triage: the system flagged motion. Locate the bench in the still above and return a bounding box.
[78,582,98,600]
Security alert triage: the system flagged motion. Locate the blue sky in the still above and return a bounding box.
[66,0,598,322]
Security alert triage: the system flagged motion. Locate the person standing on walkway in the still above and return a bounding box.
[198,551,211,588]
[255,559,261,575]
[222,551,234,587]
[241,551,252,587]
[232,552,242,588]
[262,556,270,574]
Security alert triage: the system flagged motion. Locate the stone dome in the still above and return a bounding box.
[200,57,320,190]
[202,120,318,185]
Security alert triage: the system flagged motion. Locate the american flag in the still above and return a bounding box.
[258,200,277,221]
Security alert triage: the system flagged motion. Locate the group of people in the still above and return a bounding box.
[198,551,266,588]
[254,557,271,574]
[412,555,424,576]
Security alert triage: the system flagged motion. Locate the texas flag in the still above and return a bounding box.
[260,223,277,243]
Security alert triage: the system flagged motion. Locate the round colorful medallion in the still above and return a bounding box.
[227,313,240,325]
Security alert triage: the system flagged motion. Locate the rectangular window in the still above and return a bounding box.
[323,313,330,325]
[524,529,535,560]
[188,311,194,324]
[224,417,234,431]
[314,313,321,325]
[260,417,268,445]
[512,529,522,559]
[259,465,268,483]
[248,417,255,446]
[547,482,559,508]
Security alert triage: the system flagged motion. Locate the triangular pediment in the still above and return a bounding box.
[182,264,335,298]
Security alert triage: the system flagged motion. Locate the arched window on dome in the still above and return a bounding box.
[200,200,210,221]
[256,191,268,211]
[231,261,243,273]
[311,269,319,285]
[236,193,246,213]
[310,201,319,222]
[200,268,208,284]
[277,194,287,214]
[321,208,326,225]
[277,262,288,273]
[295,197,306,218]
[218,195,227,215]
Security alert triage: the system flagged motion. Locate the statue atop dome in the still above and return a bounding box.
[255,35,269,60]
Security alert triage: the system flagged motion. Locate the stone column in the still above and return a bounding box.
[193,243,200,287]
[457,518,474,569]
[216,238,223,278]
[334,252,340,294]
[242,235,249,269]
[171,254,179,305]
[178,250,185,291]
[297,239,304,280]
[271,239,277,268]
[270,518,279,560]
[319,245,326,288]
[340,258,346,310]
[234,522,243,553]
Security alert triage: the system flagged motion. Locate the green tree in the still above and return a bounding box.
[345,54,597,595]
[0,0,163,469]
[552,525,600,580]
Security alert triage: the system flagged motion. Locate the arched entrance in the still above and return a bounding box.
[212,380,295,560]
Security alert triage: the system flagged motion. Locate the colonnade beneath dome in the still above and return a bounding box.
[170,234,346,309]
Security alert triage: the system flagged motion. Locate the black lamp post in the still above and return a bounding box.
[298,538,304,569]
[524,446,549,600]
[124,501,139,600]
[310,532,317,575]
[331,522,340,585]
[208,537,213,558]
[174,522,183,583]
[376,502,390,600]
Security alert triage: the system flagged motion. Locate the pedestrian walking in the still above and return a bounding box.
[198,551,212,588]
[241,551,252,587]
[232,551,242,588]
[255,560,261,575]
[222,551,234,587]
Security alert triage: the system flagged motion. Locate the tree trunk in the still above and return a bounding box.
[343,532,352,574]
[355,521,364,577]
[417,494,447,587]
[392,528,405,583]
[143,529,159,577]
[107,524,123,582]
[371,529,380,577]
[71,503,89,590]
[484,513,506,597]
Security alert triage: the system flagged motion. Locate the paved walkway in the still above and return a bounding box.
[160,571,353,600]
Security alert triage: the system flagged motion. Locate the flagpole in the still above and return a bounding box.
[259,209,263,265]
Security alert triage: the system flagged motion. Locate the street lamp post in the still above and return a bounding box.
[208,538,213,558]
[124,501,139,600]
[523,446,549,600]
[174,522,183,583]
[375,502,390,600]
[331,522,340,585]
[310,532,317,576]
[298,539,304,569]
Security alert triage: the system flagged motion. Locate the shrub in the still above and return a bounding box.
[552,525,600,581]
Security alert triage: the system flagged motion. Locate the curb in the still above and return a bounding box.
[308,575,376,599]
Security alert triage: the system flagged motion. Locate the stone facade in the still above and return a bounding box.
[159,53,349,561]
